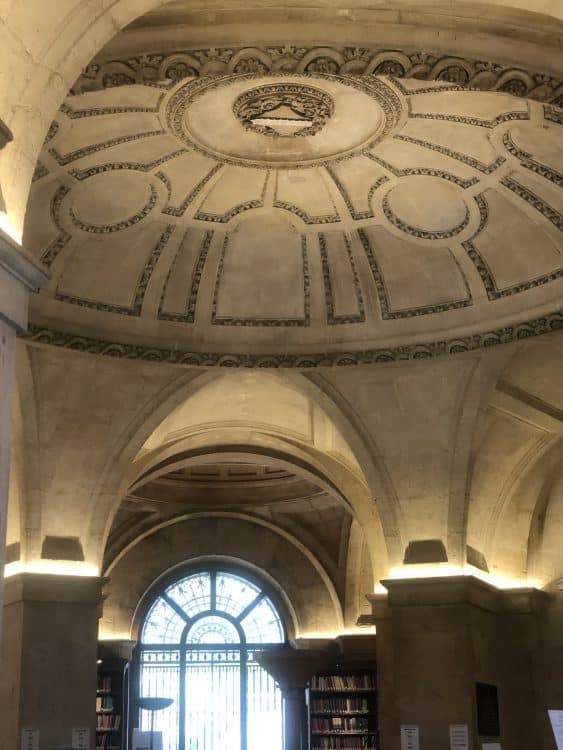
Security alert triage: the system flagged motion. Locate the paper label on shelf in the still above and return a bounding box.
[401,725,420,750]
[549,710,563,750]
[21,729,39,750]
[450,724,469,749]
[72,728,90,749]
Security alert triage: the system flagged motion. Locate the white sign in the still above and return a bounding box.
[401,725,420,750]
[21,729,39,750]
[482,744,501,750]
[72,727,90,749]
[549,710,563,750]
[450,724,469,749]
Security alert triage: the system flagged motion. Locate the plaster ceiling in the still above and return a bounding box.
[24,73,563,366]
[107,457,347,573]
[127,460,335,509]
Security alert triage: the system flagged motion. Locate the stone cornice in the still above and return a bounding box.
[72,46,563,106]
[0,231,49,331]
[3,573,104,606]
[20,309,563,369]
[366,576,548,616]
[0,230,49,293]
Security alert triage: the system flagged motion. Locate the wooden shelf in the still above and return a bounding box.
[308,667,378,750]
[312,731,378,736]
[310,689,375,694]
[96,655,126,750]
[311,712,373,717]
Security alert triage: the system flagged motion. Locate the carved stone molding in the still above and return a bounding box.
[72,46,563,106]
[24,73,563,366]
[233,82,334,138]
[20,311,563,368]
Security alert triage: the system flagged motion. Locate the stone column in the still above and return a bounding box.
[255,646,331,750]
[0,229,48,624]
[0,573,104,750]
[368,576,547,750]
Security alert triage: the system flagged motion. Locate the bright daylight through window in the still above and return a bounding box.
[138,569,285,750]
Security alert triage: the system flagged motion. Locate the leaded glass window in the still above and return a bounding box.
[137,568,285,750]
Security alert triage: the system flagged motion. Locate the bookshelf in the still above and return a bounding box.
[96,661,124,750]
[308,670,378,750]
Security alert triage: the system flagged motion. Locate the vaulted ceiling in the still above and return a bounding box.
[24,72,563,366]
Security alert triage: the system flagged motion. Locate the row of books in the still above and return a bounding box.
[97,714,122,730]
[97,676,112,692]
[312,739,377,750]
[311,718,369,732]
[311,698,371,713]
[311,675,375,691]
[96,695,114,712]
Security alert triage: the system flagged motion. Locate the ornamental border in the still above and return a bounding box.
[71,46,563,107]
[21,311,563,368]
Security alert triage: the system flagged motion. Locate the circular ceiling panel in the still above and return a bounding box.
[23,73,563,367]
[168,73,401,167]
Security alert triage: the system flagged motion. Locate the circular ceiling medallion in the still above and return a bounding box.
[383,178,470,240]
[232,82,334,138]
[166,73,403,168]
[70,171,157,233]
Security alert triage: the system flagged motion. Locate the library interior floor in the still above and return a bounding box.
[0,2,562,749]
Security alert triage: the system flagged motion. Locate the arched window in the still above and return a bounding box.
[136,567,285,750]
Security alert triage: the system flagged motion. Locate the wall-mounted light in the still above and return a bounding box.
[4,560,99,578]
[385,563,540,590]
[98,631,133,642]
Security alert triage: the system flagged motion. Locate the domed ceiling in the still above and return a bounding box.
[24,73,563,367]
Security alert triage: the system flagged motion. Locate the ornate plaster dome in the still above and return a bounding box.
[24,73,563,367]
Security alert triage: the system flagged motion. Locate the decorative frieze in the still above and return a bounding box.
[71,46,563,106]
[22,308,563,368]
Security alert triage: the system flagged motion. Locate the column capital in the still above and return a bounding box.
[254,645,332,691]
[3,573,104,606]
[368,575,548,615]
[0,229,48,331]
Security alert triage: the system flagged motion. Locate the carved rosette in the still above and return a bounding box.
[232,83,334,138]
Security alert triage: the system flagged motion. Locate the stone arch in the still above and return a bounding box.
[129,553,300,642]
[466,335,563,584]
[100,511,345,640]
[82,369,392,587]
